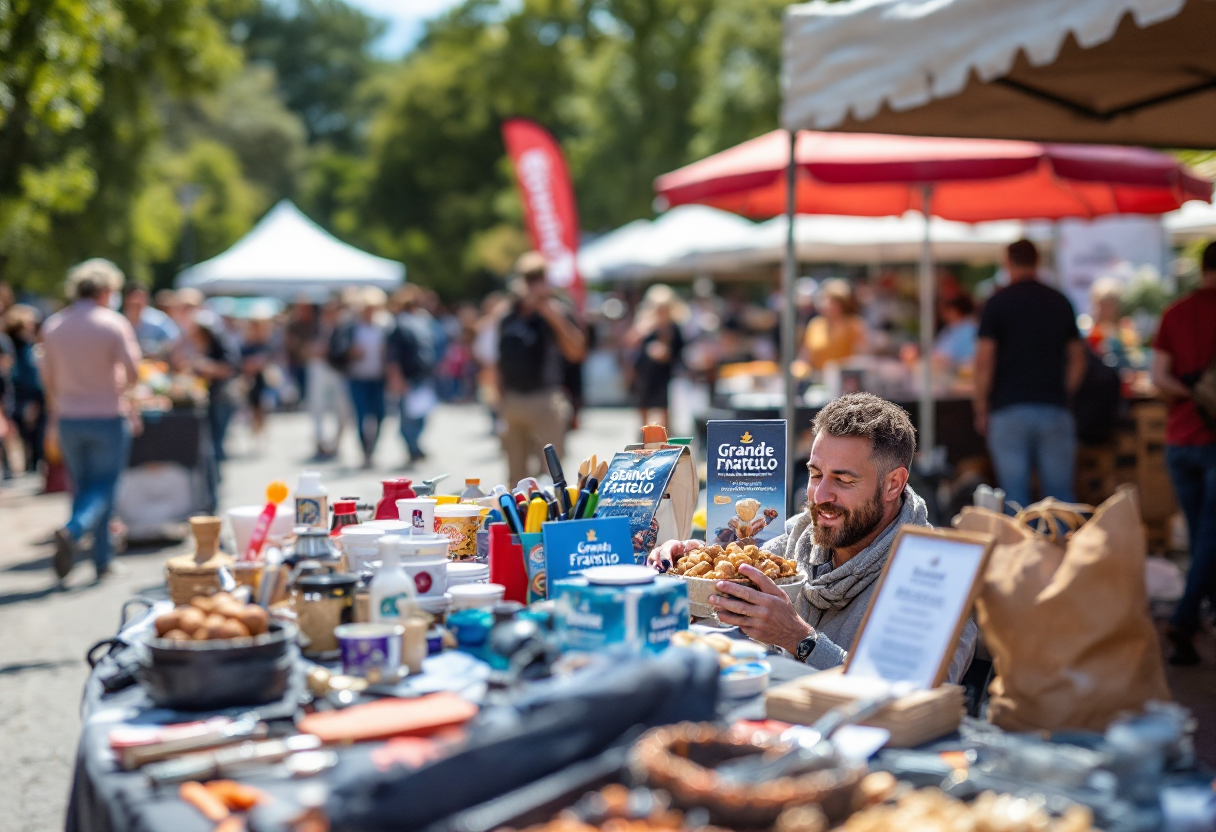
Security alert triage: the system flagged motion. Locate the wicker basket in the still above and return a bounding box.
[165,516,233,604]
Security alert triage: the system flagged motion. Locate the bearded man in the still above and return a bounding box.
[651,392,977,682]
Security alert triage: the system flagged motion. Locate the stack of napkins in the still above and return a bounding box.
[764,668,963,747]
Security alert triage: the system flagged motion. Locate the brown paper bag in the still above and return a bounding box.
[954,487,1170,732]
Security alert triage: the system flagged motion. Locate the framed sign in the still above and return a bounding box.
[844,526,995,689]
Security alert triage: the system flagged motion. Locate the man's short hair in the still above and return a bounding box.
[1202,241,1216,273]
[1006,239,1039,269]
[65,258,124,300]
[811,392,917,474]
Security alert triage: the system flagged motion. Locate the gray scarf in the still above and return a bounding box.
[776,485,929,612]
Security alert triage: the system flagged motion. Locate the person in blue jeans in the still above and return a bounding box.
[1150,241,1216,665]
[333,288,390,468]
[40,259,142,581]
[973,240,1087,510]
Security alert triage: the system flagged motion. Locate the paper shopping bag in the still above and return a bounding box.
[954,487,1170,732]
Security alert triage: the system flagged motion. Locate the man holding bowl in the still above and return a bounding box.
[651,393,977,683]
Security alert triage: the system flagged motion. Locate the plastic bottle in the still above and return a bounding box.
[369,536,417,622]
[460,478,487,502]
[330,499,360,537]
[295,471,329,529]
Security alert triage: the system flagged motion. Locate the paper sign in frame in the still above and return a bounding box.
[843,525,995,689]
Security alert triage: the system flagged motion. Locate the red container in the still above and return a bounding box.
[488,522,528,604]
[374,479,416,520]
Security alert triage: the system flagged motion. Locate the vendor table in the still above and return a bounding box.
[117,409,216,541]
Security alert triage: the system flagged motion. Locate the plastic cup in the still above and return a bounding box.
[396,498,437,535]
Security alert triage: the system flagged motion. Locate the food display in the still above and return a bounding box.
[840,788,1097,832]
[507,784,725,832]
[668,543,797,585]
[153,593,270,642]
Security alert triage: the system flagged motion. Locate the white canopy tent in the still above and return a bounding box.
[579,205,758,281]
[782,0,1216,148]
[177,201,405,300]
[580,206,1022,281]
[1164,200,1216,243]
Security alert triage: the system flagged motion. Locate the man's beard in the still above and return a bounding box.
[810,485,885,551]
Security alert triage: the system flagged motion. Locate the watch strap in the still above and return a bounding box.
[795,633,817,662]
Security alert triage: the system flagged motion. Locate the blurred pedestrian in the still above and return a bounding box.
[974,240,1087,509]
[1086,277,1143,370]
[332,287,390,468]
[122,283,179,358]
[1150,241,1216,666]
[626,284,687,429]
[932,295,978,371]
[284,298,317,407]
[388,286,437,467]
[309,299,351,460]
[4,305,45,473]
[495,252,586,484]
[801,278,868,371]
[41,259,141,581]
[184,310,240,469]
[240,314,276,443]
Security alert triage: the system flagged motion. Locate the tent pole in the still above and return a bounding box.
[782,129,798,513]
[919,185,936,461]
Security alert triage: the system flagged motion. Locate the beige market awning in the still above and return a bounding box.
[782,0,1216,148]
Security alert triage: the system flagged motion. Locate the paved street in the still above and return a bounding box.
[1,403,1212,832]
[0,403,640,832]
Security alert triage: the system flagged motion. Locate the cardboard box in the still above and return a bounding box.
[706,420,786,547]
[552,575,689,654]
[595,440,698,560]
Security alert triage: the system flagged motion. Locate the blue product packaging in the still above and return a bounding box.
[542,516,634,591]
[552,576,689,654]
[706,419,787,547]
[595,445,696,560]
[518,531,545,603]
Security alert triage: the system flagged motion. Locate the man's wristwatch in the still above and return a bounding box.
[794,632,818,662]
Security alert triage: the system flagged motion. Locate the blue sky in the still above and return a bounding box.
[345,0,466,56]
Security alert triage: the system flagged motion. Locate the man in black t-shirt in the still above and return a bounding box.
[974,240,1086,510]
[495,252,586,485]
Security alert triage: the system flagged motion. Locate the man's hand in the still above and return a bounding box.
[646,539,703,572]
[710,564,812,653]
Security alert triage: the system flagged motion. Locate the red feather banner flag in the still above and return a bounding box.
[502,118,584,309]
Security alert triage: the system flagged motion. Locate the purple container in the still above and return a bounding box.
[334,623,403,679]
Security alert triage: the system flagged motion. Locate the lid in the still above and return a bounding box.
[362,520,410,532]
[340,525,386,539]
[447,561,490,580]
[435,505,482,517]
[298,572,359,591]
[464,478,480,485]
[298,471,321,489]
[582,565,657,586]
[448,583,506,599]
[333,500,358,513]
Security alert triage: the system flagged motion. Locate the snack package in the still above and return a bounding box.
[707,420,786,548]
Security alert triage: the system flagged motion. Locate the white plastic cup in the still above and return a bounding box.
[396,533,450,598]
[396,498,438,535]
[338,525,389,575]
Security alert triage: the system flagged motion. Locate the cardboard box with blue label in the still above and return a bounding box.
[594,431,697,561]
[707,419,787,547]
[553,570,689,654]
[542,516,634,590]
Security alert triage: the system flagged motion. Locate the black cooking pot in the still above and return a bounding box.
[137,622,297,710]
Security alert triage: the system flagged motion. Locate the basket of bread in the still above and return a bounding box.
[138,592,296,710]
[666,542,806,619]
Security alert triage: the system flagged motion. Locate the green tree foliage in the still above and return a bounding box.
[0,0,244,291]
[234,0,386,149]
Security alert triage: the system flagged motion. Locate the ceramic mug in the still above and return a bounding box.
[396,498,438,535]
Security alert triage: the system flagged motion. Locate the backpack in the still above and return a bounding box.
[497,308,551,393]
[327,322,355,371]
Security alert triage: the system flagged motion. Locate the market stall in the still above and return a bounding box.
[67,420,1213,832]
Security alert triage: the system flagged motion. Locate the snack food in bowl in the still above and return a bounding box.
[152,592,270,643]
[666,543,805,619]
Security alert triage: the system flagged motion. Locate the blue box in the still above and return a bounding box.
[552,576,689,654]
[706,419,787,548]
[542,516,634,591]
